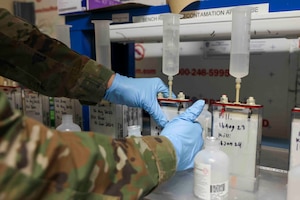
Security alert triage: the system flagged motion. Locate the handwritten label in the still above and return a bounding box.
[54,97,75,126]
[218,122,246,132]
[89,102,142,138]
[24,90,43,123]
[213,108,260,179]
[25,93,41,112]
[90,103,115,128]
[0,87,22,110]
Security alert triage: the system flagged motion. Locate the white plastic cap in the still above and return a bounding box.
[247,96,256,105]
[127,125,141,137]
[157,92,164,99]
[220,95,228,103]
[205,136,220,147]
[177,92,185,100]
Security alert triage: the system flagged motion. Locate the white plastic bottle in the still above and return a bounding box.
[197,104,212,140]
[194,137,230,200]
[287,164,300,200]
[56,114,82,132]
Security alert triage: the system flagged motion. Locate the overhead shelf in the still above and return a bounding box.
[109,10,300,43]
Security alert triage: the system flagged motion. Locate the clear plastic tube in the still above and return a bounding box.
[229,6,252,79]
[92,20,112,69]
[161,13,182,98]
[229,6,252,103]
[55,24,72,48]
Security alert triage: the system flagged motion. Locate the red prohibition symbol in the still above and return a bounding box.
[135,44,145,61]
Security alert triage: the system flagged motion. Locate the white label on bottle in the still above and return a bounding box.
[211,181,229,199]
[194,163,211,199]
[194,163,229,200]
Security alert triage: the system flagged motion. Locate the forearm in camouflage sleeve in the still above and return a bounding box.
[0,8,114,104]
[0,93,176,200]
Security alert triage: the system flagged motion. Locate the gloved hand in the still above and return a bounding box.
[160,100,205,171]
[104,73,173,127]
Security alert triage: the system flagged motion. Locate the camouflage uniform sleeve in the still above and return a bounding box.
[0,8,114,105]
[0,91,177,200]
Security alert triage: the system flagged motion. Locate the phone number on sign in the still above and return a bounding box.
[179,68,230,77]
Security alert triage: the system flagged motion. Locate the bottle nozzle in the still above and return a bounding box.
[168,76,173,99]
[235,78,242,104]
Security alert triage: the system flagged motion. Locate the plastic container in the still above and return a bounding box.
[161,13,182,98]
[92,20,112,69]
[229,6,252,79]
[212,100,263,192]
[287,164,300,200]
[194,137,230,200]
[56,114,82,132]
[197,104,212,140]
[161,13,181,77]
[127,125,141,137]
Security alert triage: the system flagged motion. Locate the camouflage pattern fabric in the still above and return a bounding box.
[0,8,177,199]
[0,8,114,105]
[0,92,176,199]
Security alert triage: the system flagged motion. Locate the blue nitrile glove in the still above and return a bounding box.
[160,100,205,171]
[104,73,173,127]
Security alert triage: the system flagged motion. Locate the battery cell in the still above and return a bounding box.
[212,102,263,192]
[89,100,143,138]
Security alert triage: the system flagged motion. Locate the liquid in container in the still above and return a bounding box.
[194,137,229,200]
[229,6,252,79]
[211,98,263,192]
[161,13,181,77]
[160,13,182,98]
[56,114,82,132]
